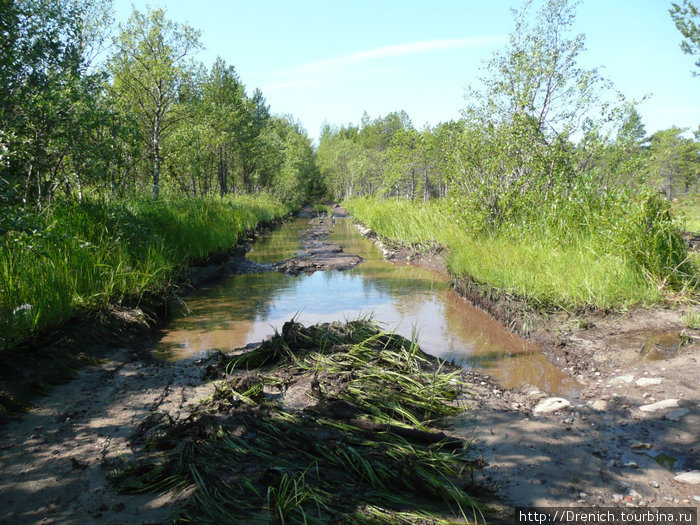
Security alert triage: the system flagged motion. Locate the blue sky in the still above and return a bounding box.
[113,0,699,143]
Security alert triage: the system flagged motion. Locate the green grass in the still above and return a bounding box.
[313,203,333,216]
[683,311,700,329]
[0,194,293,351]
[673,195,700,233]
[344,197,694,310]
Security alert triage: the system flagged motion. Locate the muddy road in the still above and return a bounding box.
[0,208,698,523]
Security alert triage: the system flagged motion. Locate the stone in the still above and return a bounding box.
[533,397,571,415]
[650,481,660,488]
[636,377,664,387]
[673,471,700,485]
[611,375,634,384]
[612,494,624,502]
[664,408,690,421]
[592,400,608,411]
[630,442,652,450]
[639,399,679,413]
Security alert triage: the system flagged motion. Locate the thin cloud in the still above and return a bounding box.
[262,37,501,91]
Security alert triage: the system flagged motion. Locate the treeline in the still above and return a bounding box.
[317,112,453,201]
[319,109,700,206]
[0,1,320,209]
[327,0,698,299]
[318,0,699,214]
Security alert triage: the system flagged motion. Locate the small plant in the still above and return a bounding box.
[683,311,700,329]
[312,203,332,217]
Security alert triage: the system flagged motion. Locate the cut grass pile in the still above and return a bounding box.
[111,319,482,524]
[0,194,292,351]
[345,197,695,311]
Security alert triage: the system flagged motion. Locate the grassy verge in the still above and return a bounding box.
[313,203,333,216]
[344,197,696,311]
[673,195,700,233]
[0,194,293,351]
[112,319,482,524]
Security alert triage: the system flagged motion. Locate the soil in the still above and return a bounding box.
[274,214,363,275]
[1,207,699,523]
[353,220,700,515]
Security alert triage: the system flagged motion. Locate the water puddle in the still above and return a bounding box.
[156,218,577,394]
[640,330,691,360]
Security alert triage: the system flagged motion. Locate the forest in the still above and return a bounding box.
[0,1,320,349]
[1,0,699,347]
[2,1,700,522]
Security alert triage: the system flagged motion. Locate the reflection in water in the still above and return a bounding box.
[246,219,307,264]
[156,219,577,394]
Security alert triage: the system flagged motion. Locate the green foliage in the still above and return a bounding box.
[670,0,700,76]
[683,310,700,329]
[645,127,700,198]
[0,194,291,351]
[321,0,699,310]
[317,111,448,201]
[109,7,203,198]
[674,194,700,232]
[346,196,695,310]
[1,0,114,207]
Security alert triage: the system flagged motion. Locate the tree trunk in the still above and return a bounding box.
[153,114,161,198]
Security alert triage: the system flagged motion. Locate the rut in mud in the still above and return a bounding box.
[274,215,363,275]
[1,209,699,524]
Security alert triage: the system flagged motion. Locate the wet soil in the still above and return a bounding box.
[274,215,363,275]
[354,221,700,514]
[1,208,699,523]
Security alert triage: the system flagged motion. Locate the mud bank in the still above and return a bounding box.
[0,212,296,418]
[0,320,489,524]
[351,220,700,513]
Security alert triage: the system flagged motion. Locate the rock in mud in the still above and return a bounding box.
[275,253,363,275]
[639,399,679,412]
[533,397,571,415]
[673,471,700,485]
[664,408,690,421]
[274,216,364,275]
[591,400,608,411]
[636,377,664,386]
[610,374,634,384]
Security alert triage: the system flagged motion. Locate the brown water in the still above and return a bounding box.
[156,218,577,394]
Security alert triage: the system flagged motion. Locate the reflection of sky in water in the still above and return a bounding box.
[157,219,577,394]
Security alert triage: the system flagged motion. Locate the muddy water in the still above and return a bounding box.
[156,219,577,394]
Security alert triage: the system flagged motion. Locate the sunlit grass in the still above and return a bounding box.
[673,195,700,233]
[344,197,681,310]
[0,194,293,351]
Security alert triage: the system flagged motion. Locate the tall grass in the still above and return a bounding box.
[0,194,292,350]
[345,196,696,310]
[673,194,700,233]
